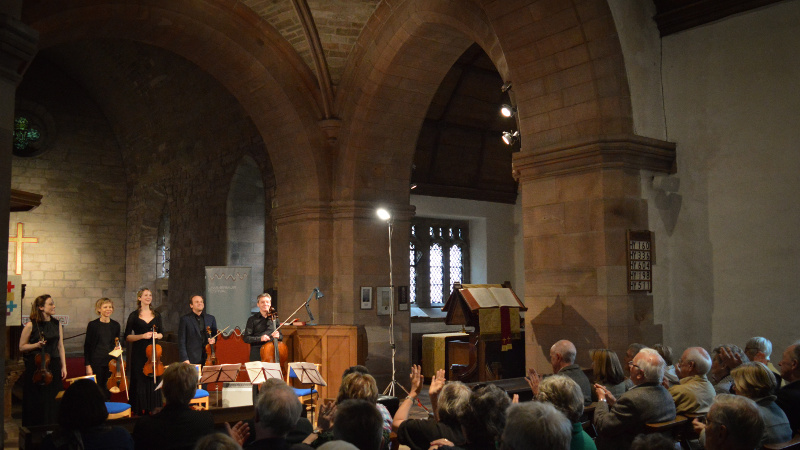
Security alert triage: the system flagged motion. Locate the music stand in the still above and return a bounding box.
[287,362,327,386]
[200,363,242,408]
[245,361,283,386]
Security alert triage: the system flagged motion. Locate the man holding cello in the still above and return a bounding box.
[242,293,282,362]
[178,295,218,365]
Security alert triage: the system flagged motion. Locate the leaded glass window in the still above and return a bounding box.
[410,218,469,307]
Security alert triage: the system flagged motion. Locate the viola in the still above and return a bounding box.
[143,325,164,382]
[204,326,218,366]
[107,337,129,399]
[260,308,289,376]
[32,338,53,386]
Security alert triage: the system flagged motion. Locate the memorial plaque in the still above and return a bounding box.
[627,230,653,293]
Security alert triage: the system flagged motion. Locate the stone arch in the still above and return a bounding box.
[22,0,330,206]
[335,0,635,202]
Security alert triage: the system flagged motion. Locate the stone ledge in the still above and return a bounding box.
[513,134,676,181]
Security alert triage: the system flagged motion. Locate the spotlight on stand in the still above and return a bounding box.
[500,104,516,118]
[376,208,391,222]
[501,81,512,93]
[502,130,520,145]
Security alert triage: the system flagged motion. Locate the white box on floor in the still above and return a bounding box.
[222,382,253,407]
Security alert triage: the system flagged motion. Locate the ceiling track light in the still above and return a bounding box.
[502,130,520,145]
[501,81,512,93]
[500,104,517,118]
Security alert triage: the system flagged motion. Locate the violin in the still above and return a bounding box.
[260,308,289,375]
[32,337,53,386]
[204,326,218,366]
[107,337,129,399]
[143,325,164,382]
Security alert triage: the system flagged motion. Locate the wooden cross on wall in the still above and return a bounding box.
[8,222,38,275]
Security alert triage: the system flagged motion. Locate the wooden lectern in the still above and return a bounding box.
[442,282,526,382]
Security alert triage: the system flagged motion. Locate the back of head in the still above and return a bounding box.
[162,362,199,405]
[459,384,510,446]
[501,402,571,450]
[256,380,302,437]
[337,372,378,404]
[745,337,772,360]
[537,375,584,423]
[553,340,577,364]
[342,365,370,378]
[652,344,674,366]
[685,347,712,375]
[637,348,666,383]
[630,433,675,450]
[628,343,647,357]
[59,379,108,430]
[437,381,470,425]
[591,349,625,385]
[706,394,764,450]
[332,399,383,450]
[731,361,776,399]
[712,344,750,364]
[193,433,242,450]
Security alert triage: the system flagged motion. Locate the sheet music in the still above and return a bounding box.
[200,363,242,384]
[288,362,327,386]
[244,361,283,385]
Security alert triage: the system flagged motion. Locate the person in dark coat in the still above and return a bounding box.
[776,342,800,434]
[178,295,217,365]
[84,297,122,399]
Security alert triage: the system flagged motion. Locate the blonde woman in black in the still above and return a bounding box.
[84,298,121,399]
[124,288,164,415]
[19,294,67,426]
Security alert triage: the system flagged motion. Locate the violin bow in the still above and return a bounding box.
[151,324,157,384]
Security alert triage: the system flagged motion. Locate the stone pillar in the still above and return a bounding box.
[0,3,38,441]
[513,135,675,372]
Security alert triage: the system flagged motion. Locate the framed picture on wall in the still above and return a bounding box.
[398,286,409,311]
[360,286,372,310]
[377,286,392,316]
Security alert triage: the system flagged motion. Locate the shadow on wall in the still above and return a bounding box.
[652,175,682,236]
[529,296,606,370]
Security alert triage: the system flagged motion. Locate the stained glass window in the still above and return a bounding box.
[13,117,41,152]
[450,244,462,285]
[410,243,417,304]
[157,210,171,278]
[430,243,443,305]
[410,218,469,307]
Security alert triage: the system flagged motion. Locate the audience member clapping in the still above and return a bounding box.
[590,349,627,402]
[709,344,749,394]
[500,402,572,450]
[536,375,596,450]
[41,378,133,450]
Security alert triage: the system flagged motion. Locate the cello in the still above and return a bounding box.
[259,308,289,376]
[143,324,164,383]
[32,337,53,386]
[107,337,129,399]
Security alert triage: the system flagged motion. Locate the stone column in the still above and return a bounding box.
[513,134,675,372]
[0,2,38,440]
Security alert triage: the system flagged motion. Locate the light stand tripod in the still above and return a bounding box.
[377,208,408,398]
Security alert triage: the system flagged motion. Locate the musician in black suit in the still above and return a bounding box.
[242,293,282,362]
[178,295,217,365]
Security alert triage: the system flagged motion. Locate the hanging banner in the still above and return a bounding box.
[6,275,23,326]
[205,266,252,334]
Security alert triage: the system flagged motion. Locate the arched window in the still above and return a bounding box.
[410,218,469,307]
[156,208,170,279]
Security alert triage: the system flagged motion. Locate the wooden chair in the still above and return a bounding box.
[286,363,321,424]
[62,374,132,419]
[190,364,210,410]
[645,415,691,449]
[764,434,800,450]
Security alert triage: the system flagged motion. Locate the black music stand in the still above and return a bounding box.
[201,363,242,408]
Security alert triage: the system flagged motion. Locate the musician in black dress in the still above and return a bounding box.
[242,293,282,362]
[19,294,67,426]
[84,297,121,399]
[124,288,164,415]
[178,295,217,365]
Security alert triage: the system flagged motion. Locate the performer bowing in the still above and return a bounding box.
[84,297,121,399]
[242,293,282,362]
[19,294,67,426]
[124,288,164,415]
[178,294,218,365]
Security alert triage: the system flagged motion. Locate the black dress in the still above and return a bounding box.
[84,318,121,399]
[124,311,164,415]
[22,319,62,426]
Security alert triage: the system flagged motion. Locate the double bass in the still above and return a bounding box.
[143,324,164,383]
[259,308,289,375]
[32,337,53,386]
[107,337,128,399]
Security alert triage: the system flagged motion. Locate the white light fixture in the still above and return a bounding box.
[502,131,520,145]
[376,208,391,222]
[375,207,405,397]
[500,104,516,118]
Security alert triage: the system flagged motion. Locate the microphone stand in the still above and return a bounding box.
[276,288,323,329]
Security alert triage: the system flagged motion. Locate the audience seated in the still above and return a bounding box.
[537,375,597,450]
[709,344,749,395]
[590,349,628,402]
[745,337,783,388]
[40,378,133,450]
[193,433,243,450]
[437,384,510,450]
[668,346,715,414]
[700,394,765,450]
[394,365,469,450]
[244,378,307,450]
[776,342,800,434]
[331,371,390,449]
[500,402,572,450]
[548,340,593,404]
[593,348,676,450]
[652,344,679,386]
[329,399,383,450]
[730,362,792,445]
[623,343,647,389]
[133,362,215,450]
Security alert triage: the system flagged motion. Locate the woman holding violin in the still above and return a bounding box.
[84,297,121,399]
[124,288,164,415]
[242,293,282,362]
[19,294,67,426]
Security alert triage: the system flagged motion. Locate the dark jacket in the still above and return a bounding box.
[558,364,593,404]
[177,312,217,364]
[776,380,800,434]
[593,382,676,450]
[132,403,214,450]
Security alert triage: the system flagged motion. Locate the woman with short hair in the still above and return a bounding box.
[84,297,122,399]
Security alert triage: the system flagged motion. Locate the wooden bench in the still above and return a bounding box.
[645,415,693,449]
[19,405,253,450]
